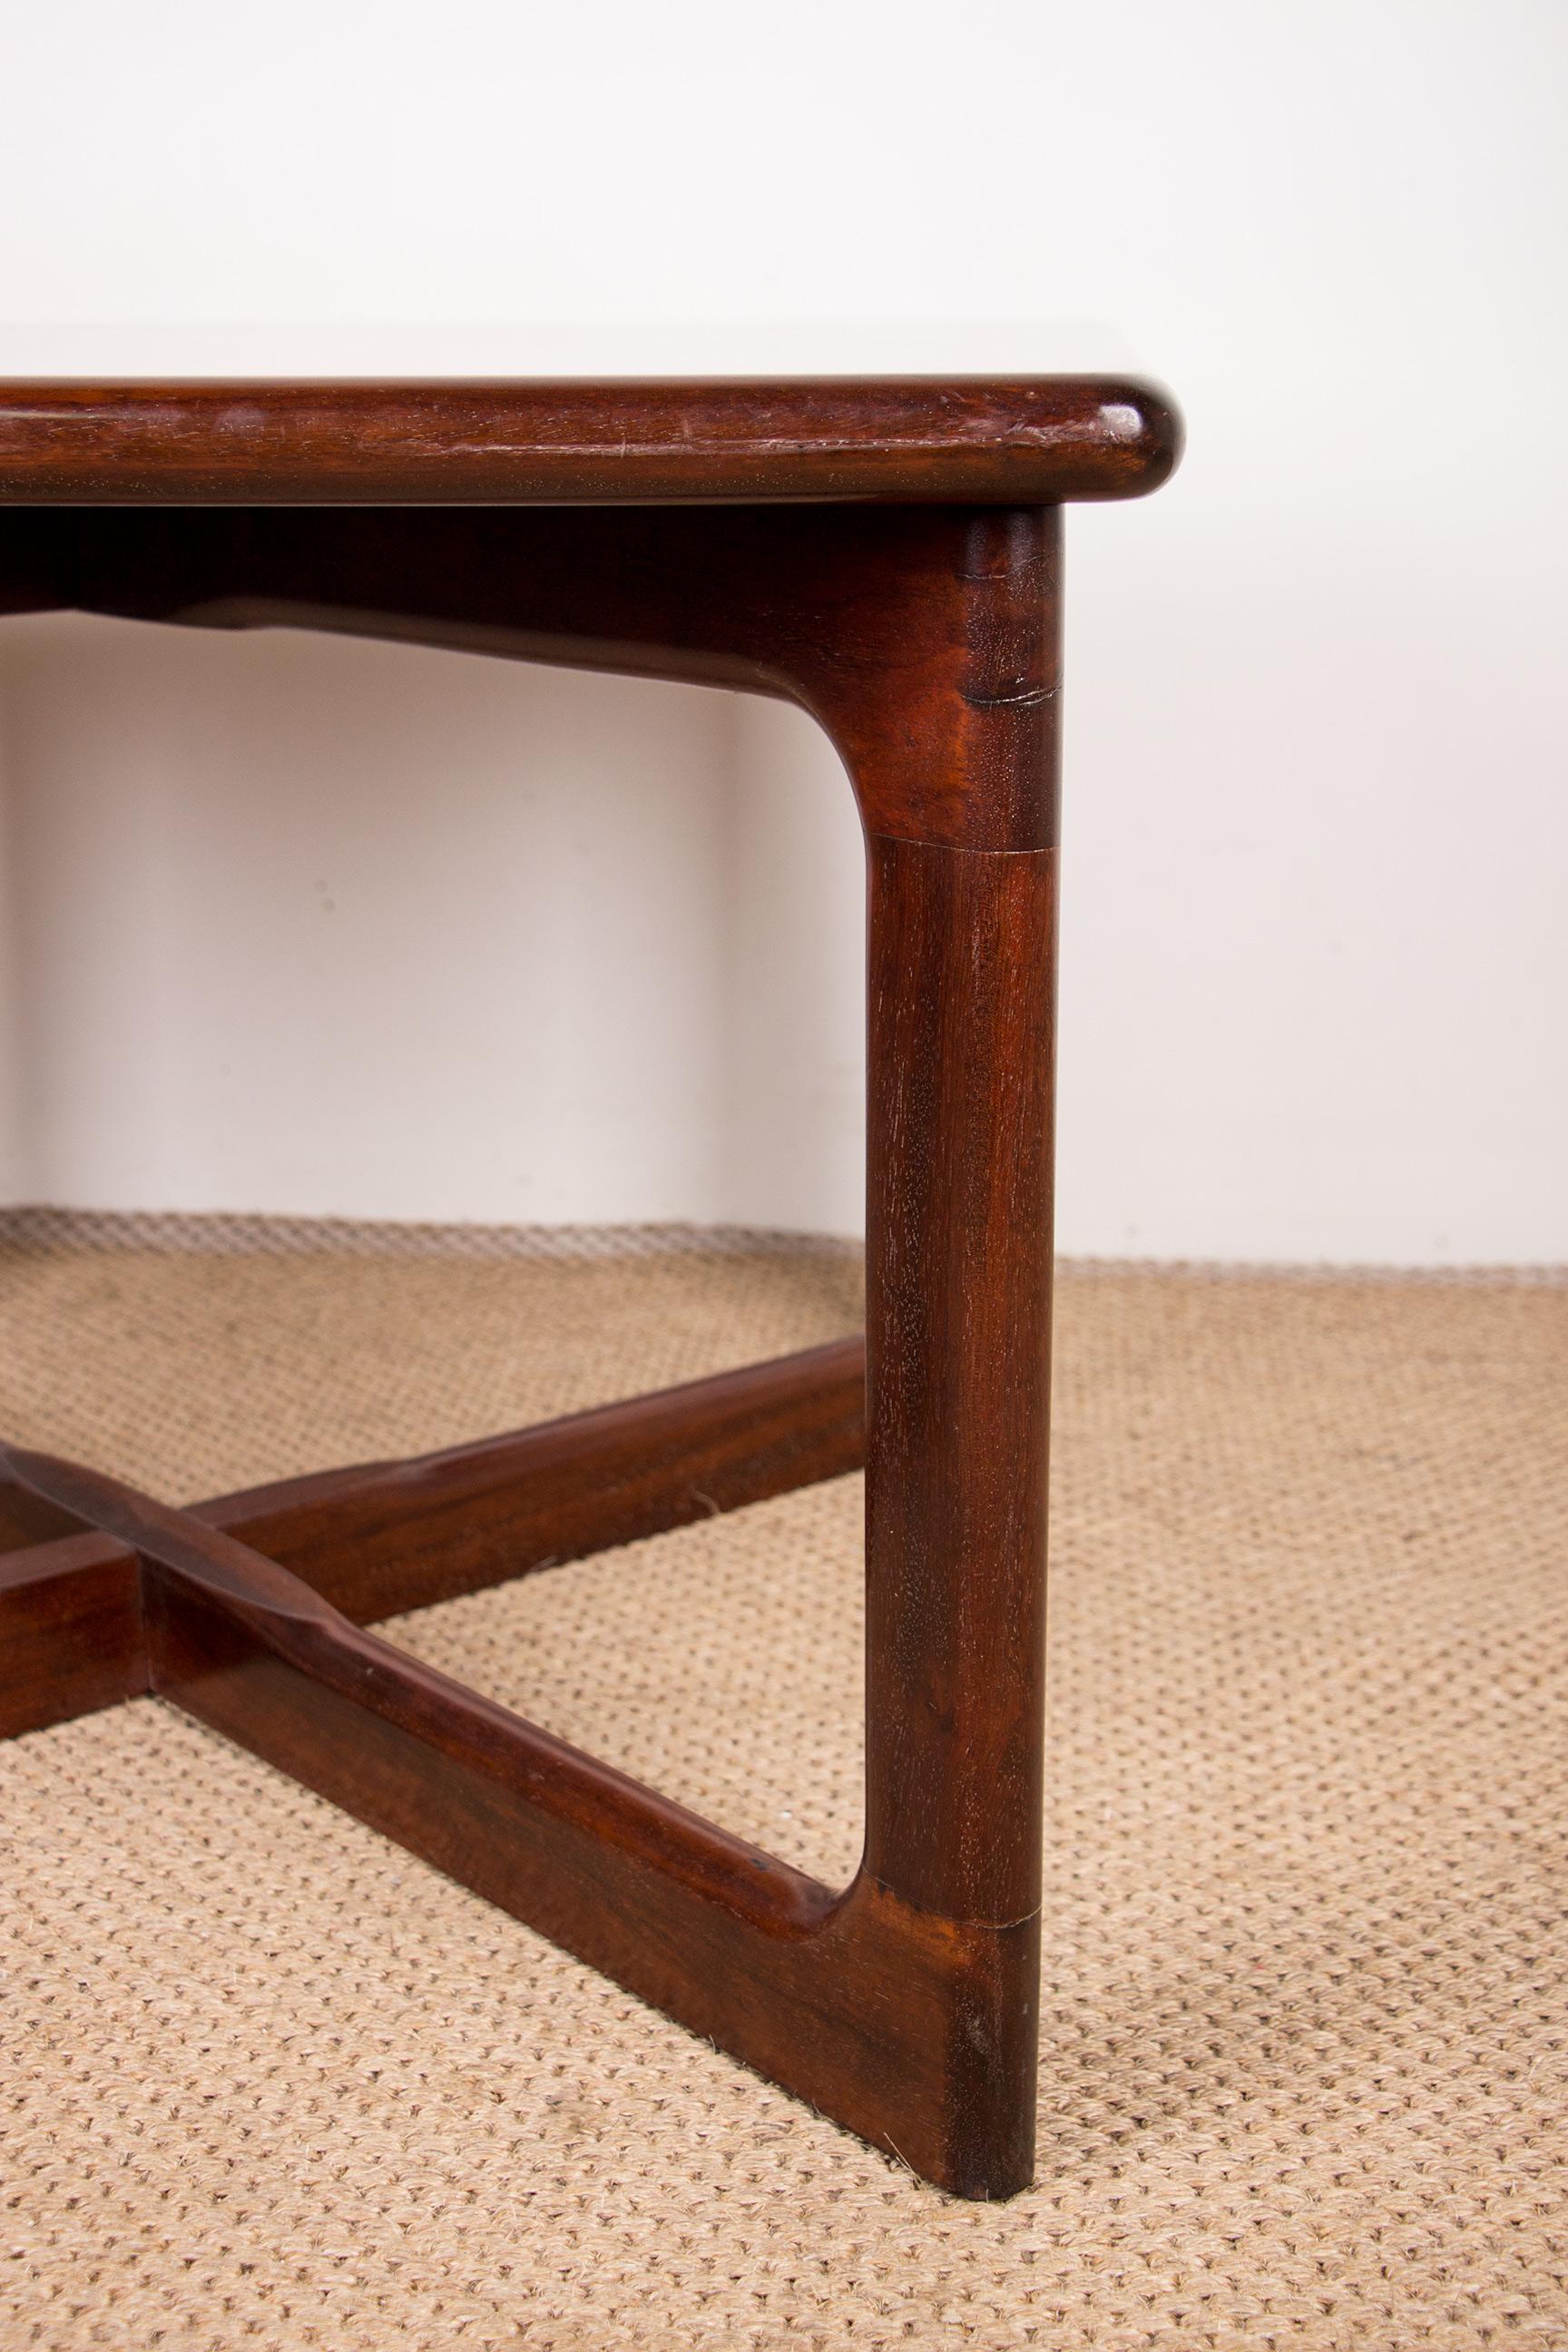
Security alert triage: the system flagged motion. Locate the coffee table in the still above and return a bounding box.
[0,376,1180,2196]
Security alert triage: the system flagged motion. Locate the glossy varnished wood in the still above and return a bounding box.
[10,501,1058,847]
[0,376,1179,506]
[0,1535,149,1732]
[0,1338,865,1740]
[0,372,1180,2195]
[1,1435,1035,2196]
[223,1332,866,1620]
[864,838,1056,1929]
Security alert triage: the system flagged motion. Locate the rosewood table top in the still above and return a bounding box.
[0,375,1181,505]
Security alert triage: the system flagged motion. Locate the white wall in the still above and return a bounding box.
[0,622,867,1229]
[0,0,1563,1261]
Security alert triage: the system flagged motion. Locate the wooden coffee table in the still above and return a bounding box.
[0,377,1180,2197]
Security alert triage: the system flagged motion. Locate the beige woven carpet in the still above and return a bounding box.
[2,1226,1565,2350]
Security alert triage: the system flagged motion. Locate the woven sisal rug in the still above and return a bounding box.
[2,1220,1564,2349]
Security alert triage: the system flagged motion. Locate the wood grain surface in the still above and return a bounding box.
[0,1339,865,1740]
[0,376,1180,505]
[4,501,1062,848]
[0,368,1179,2191]
[1,1431,1035,2197]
